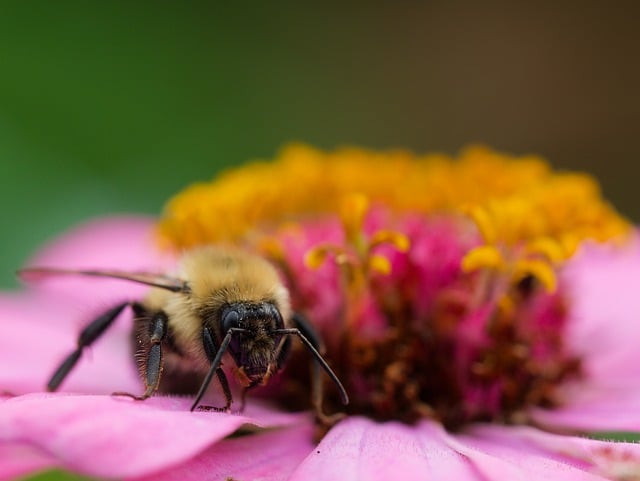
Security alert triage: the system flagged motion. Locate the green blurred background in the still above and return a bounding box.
[1,0,638,293]
[1,2,639,479]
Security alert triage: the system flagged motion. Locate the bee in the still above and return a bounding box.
[18,246,348,417]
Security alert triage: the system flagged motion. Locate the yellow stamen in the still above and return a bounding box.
[368,254,392,275]
[305,246,331,270]
[463,206,497,244]
[370,230,411,252]
[340,193,370,248]
[461,246,506,273]
[513,258,558,293]
[525,237,566,264]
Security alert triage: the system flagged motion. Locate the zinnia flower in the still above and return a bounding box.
[2,144,640,480]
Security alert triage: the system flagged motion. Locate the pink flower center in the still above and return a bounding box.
[262,208,582,430]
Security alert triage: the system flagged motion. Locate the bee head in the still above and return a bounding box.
[219,302,285,384]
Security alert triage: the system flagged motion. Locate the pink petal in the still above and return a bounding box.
[23,216,175,302]
[464,424,640,480]
[289,417,478,481]
[0,293,140,394]
[536,239,640,431]
[290,418,628,481]
[132,422,315,481]
[531,385,640,432]
[0,443,57,481]
[0,393,302,479]
[564,239,640,383]
[430,424,607,481]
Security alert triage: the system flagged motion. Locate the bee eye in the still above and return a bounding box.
[222,309,240,333]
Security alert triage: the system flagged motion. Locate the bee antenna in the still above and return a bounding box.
[190,328,247,412]
[275,328,349,405]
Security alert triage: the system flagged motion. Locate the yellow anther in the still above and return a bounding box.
[368,254,392,275]
[461,246,505,273]
[464,206,497,244]
[370,230,410,252]
[304,246,331,270]
[525,237,567,264]
[339,193,370,245]
[513,258,557,293]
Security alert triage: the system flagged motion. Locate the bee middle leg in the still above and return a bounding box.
[113,310,168,401]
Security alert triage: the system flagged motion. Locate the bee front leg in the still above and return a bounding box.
[113,310,168,401]
[196,368,232,413]
[193,327,233,412]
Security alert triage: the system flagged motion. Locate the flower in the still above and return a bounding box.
[2,145,640,480]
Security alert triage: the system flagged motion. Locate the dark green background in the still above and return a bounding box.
[2,2,639,290]
[2,3,639,479]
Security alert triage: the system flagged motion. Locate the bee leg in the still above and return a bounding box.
[113,310,168,401]
[291,313,347,425]
[195,368,232,413]
[48,302,130,391]
[193,327,233,412]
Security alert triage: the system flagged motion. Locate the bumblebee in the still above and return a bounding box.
[19,246,348,416]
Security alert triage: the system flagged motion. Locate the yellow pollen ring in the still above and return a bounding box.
[157,144,632,260]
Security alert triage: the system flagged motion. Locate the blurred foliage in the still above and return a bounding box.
[21,471,97,481]
[589,431,640,443]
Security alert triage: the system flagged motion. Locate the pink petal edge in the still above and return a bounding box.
[289,417,478,481]
[23,216,176,302]
[464,423,640,480]
[0,442,57,481]
[0,393,305,479]
[131,421,315,481]
[564,238,640,383]
[539,238,640,432]
[290,417,634,481]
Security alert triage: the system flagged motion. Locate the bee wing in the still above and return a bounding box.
[17,267,188,293]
